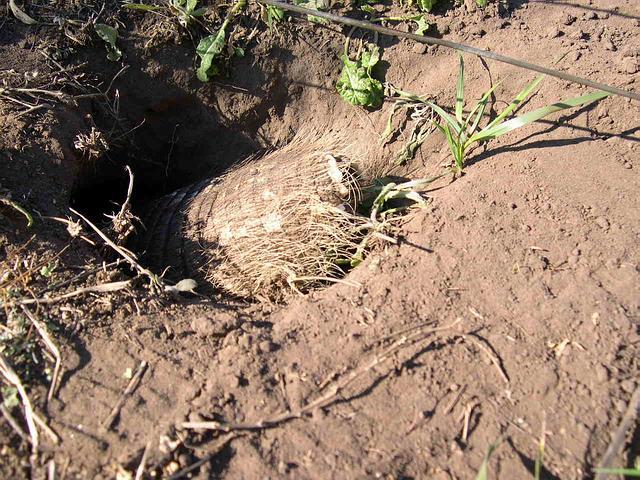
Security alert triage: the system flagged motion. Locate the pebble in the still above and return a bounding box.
[569,50,582,62]
[621,379,636,394]
[614,398,627,414]
[412,42,427,55]
[583,11,597,20]
[595,364,609,382]
[563,13,577,25]
[594,216,609,229]
[547,26,562,38]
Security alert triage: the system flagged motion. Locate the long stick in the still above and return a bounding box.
[259,0,640,101]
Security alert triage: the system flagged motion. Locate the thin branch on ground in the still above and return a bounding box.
[183,319,462,433]
[5,280,132,307]
[595,385,640,479]
[70,207,163,291]
[102,360,149,431]
[462,334,510,384]
[135,441,152,480]
[0,353,39,453]
[20,305,62,403]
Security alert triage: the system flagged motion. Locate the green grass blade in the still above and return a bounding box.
[594,467,640,477]
[428,102,461,135]
[455,55,464,124]
[465,82,501,135]
[470,90,609,143]
[475,441,501,480]
[484,75,544,131]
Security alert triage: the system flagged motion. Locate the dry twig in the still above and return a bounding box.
[462,334,510,384]
[183,319,461,433]
[0,353,38,452]
[21,305,62,402]
[5,280,132,307]
[595,385,640,479]
[102,360,148,431]
[70,207,162,290]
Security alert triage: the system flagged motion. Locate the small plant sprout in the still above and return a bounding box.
[429,55,609,173]
[94,23,122,61]
[336,38,384,108]
[475,440,501,480]
[196,0,246,81]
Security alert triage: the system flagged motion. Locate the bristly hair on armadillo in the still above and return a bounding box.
[136,128,384,300]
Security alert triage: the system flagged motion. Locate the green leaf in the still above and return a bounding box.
[360,4,376,14]
[1,386,19,409]
[470,90,609,143]
[414,16,429,35]
[476,0,488,7]
[196,20,229,82]
[475,441,501,480]
[427,101,462,135]
[266,5,285,25]
[416,0,437,12]
[122,3,162,11]
[360,45,380,70]
[485,75,544,131]
[455,55,464,124]
[594,467,640,477]
[94,23,122,61]
[336,47,384,108]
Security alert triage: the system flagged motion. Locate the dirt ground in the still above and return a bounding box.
[1,0,639,478]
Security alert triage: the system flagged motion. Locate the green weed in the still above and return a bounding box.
[475,440,501,480]
[429,55,609,172]
[94,23,122,61]
[0,198,33,228]
[336,40,383,108]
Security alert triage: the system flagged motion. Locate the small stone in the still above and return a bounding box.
[604,39,617,51]
[191,316,216,337]
[563,13,577,25]
[621,379,636,393]
[257,340,276,353]
[547,26,562,38]
[571,248,581,256]
[510,203,517,209]
[583,11,597,20]
[621,57,639,74]
[595,365,609,382]
[614,398,627,413]
[594,216,609,229]
[569,50,582,62]
[624,162,632,169]
[412,42,427,55]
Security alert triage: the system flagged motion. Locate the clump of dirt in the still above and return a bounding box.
[1,0,639,479]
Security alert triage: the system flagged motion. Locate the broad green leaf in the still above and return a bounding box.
[1,386,19,409]
[470,90,609,142]
[186,0,199,12]
[336,50,383,108]
[360,5,376,14]
[455,55,464,123]
[485,75,544,130]
[414,16,429,35]
[122,3,162,11]
[361,46,380,69]
[196,20,229,82]
[476,0,488,7]
[95,23,122,61]
[416,0,437,12]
